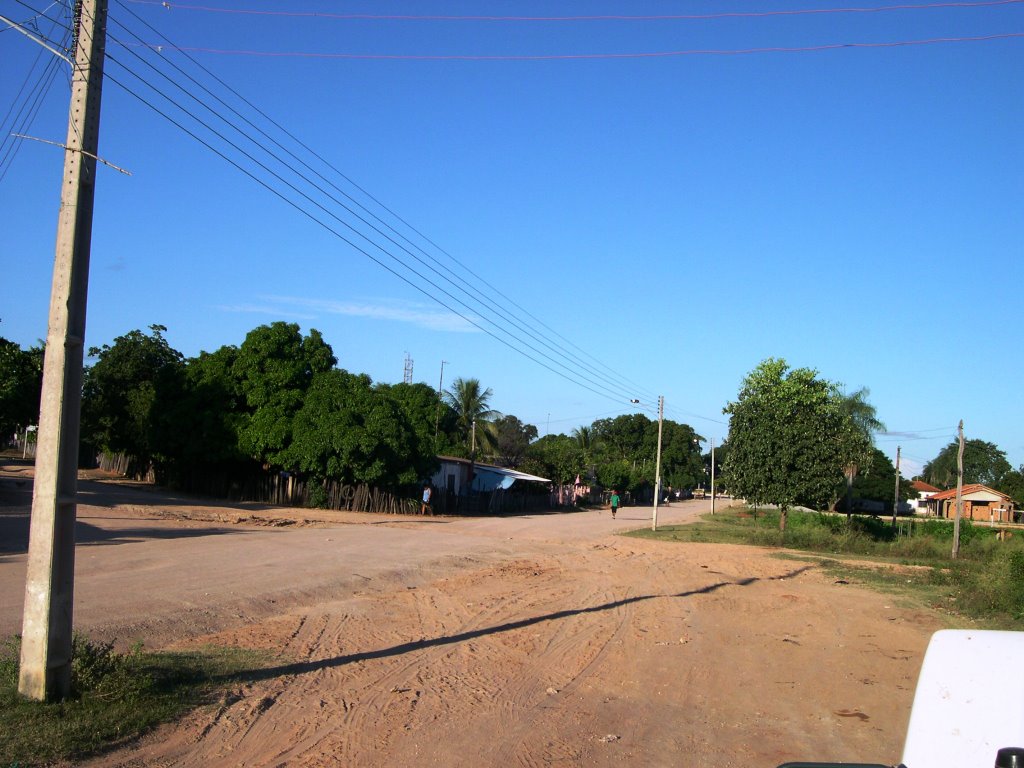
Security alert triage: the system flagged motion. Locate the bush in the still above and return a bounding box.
[71,636,149,702]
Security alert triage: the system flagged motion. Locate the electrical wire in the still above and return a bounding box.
[28,1,662,410]
[122,0,1024,23]
[0,3,71,181]
[109,0,664,406]
[121,33,1024,61]
[95,41,643,408]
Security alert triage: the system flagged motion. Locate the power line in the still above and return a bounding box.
[122,0,1024,23]
[96,47,640,407]
[36,2,661,410]
[118,33,1024,61]
[0,3,71,182]
[102,0,661,406]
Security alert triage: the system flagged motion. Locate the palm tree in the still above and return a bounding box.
[572,426,594,455]
[444,377,501,457]
[840,387,885,516]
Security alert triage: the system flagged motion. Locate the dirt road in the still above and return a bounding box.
[0,461,942,767]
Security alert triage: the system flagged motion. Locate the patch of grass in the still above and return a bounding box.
[626,508,1024,630]
[0,635,272,767]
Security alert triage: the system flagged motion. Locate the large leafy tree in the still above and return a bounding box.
[288,369,430,489]
[923,439,1012,489]
[659,420,704,491]
[492,414,538,468]
[848,447,916,513]
[999,466,1024,507]
[723,358,849,530]
[233,322,336,467]
[444,377,500,457]
[80,325,185,472]
[376,381,455,457]
[0,337,43,438]
[174,344,247,468]
[523,433,584,485]
[592,414,650,462]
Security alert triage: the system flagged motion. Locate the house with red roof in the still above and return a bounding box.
[909,479,942,516]
[924,484,1016,523]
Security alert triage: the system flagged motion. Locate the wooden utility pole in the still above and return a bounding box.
[651,396,664,531]
[710,437,716,515]
[952,421,965,560]
[18,0,108,702]
[891,445,901,528]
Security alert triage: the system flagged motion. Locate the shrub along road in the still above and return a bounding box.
[0,461,942,767]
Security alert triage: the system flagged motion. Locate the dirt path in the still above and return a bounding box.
[0,461,943,767]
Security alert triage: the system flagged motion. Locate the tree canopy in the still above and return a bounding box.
[0,337,43,438]
[444,377,501,457]
[723,358,854,528]
[848,447,915,512]
[923,439,1012,489]
[80,325,185,470]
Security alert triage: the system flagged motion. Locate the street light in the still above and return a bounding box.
[631,397,664,531]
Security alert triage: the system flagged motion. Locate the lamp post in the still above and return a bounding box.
[711,437,716,515]
[652,396,664,531]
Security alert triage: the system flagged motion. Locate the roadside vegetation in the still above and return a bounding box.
[628,508,1024,630]
[0,635,271,767]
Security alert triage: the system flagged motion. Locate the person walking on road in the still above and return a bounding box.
[421,483,433,515]
[610,489,620,519]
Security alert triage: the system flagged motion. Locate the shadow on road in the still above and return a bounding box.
[227,564,816,684]
[0,515,243,557]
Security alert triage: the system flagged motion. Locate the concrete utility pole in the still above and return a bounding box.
[651,396,664,531]
[19,0,108,702]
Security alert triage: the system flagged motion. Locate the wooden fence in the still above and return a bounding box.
[93,453,543,516]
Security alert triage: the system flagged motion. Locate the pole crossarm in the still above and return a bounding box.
[11,134,132,175]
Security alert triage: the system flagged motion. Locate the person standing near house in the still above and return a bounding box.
[610,489,620,519]
[421,483,433,515]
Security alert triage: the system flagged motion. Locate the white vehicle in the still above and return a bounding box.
[779,630,1024,768]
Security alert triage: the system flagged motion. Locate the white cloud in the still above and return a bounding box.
[257,295,479,333]
[216,303,318,320]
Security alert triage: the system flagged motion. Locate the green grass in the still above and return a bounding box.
[626,508,1024,630]
[0,635,272,767]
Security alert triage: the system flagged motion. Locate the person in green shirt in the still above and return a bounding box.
[610,490,620,519]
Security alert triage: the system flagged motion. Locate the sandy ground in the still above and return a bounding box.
[0,459,945,767]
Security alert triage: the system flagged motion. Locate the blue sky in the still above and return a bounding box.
[2,0,1022,478]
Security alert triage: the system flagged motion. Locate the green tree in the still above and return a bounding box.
[523,433,584,485]
[848,447,915,513]
[443,377,500,457]
[288,369,430,489]
[174,345,247,468]
[706,439,730,493]
[376,381,455,457]
[0,337,43,438]
[80,325,185,473]
[923,439,1012,489]
[838,387,885,515]
[723,358,849,531]
[492,414,538,468]
[659,420,704,491]
[233,322,336,468]
[592,414,649,462]
[572,425,596,458]
[999,466,1024,507]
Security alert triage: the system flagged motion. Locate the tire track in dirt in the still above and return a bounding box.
[77,528,939,767]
